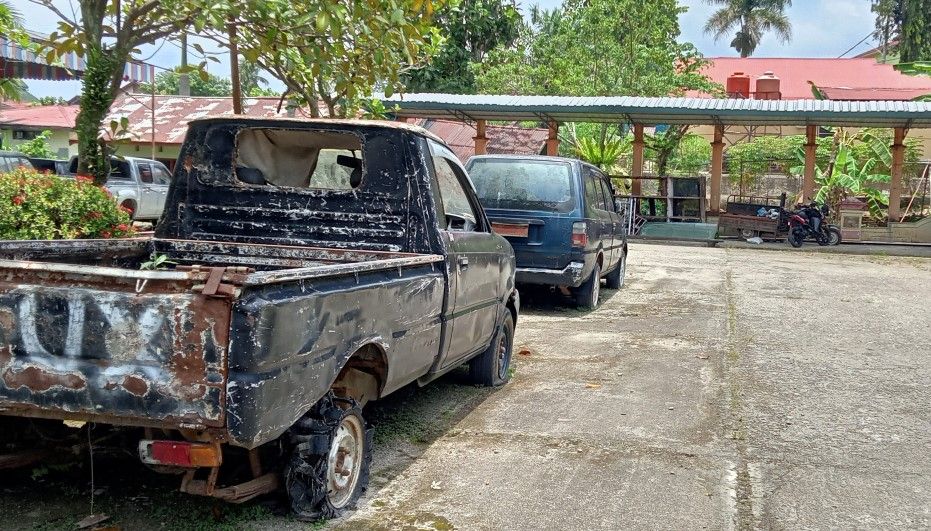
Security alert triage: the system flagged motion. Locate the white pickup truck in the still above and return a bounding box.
[66,156,172,221]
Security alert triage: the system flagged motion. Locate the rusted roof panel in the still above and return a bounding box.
[411,118,547,161]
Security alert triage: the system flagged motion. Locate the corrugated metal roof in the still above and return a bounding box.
[380,94,931,127]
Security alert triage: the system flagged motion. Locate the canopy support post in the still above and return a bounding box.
[802,125,818,203]
[546,121,559,156]
[889,127,907,221]
[474,119,488,155]
[710,125,724,213]
[632,124,644,197]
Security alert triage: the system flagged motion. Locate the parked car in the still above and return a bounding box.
[66,155,173,222]
[0,117,518,520]
[27,157,71,175]
[466,154,627,309]
[0,150,33,172]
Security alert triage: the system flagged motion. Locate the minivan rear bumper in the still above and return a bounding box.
[516,261,586,287]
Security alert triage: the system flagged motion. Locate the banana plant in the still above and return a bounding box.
[565,123,630,174]
[813,144,890,219]
[894,62,931,102]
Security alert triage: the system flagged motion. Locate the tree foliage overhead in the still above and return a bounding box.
[476,0,720,177]
[202,0,446,117]
[31,0,220,183]
[872,0,899,62]
[899,0,931,62]
[703,0,792,58]
[477,0,718,97]
[142,67,233,97]
[30,0,444,183]
[0,0,31,102]
[404,0,521,94]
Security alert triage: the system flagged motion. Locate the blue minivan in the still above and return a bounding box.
[466,155,628,309]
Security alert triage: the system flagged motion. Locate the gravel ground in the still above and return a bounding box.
[2,243,928,530]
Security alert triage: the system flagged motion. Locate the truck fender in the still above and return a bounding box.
[329,339,390,406]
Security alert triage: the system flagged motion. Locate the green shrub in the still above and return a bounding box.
[0,166,135,240]
[14,129,56,158]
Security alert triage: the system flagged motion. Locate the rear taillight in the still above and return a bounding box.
[139,440,221,468]
[571,222,588,247]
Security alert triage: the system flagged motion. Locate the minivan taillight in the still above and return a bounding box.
[571,222,588,247]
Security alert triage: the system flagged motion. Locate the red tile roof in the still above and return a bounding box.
[0,104,79,129]
[106,95,548,158]
[412,118,547,161]
[107,93,300,144]
[699,57,931,101]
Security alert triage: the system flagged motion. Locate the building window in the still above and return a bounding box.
[12,130,41,140]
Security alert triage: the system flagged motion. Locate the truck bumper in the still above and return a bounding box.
[516,261,587,288]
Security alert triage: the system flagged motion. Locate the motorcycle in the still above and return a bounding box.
[786,203,842,248]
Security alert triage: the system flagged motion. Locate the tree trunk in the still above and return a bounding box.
[76,44,119,185]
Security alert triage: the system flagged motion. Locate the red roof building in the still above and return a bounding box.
[0,104,79,129]
[103,94,548,166]
[411,118,547,161]
[699,57,931,101]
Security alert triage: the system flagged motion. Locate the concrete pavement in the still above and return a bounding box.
[338,243,931,530]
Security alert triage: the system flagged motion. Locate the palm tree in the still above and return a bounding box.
[704,0,793,58]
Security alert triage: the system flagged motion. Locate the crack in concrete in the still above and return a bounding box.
[722,252,759,531]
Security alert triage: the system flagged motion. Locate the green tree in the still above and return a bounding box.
[899,0,931,62]
[404,0,521,93]
[31,0,221,184]
[666,134,712,175]
[142,67,233,97]
[477,0,720,175]
[872,0,899,63]
[31,96,69,106]
[239,59,278,97]
[203,0,447,117]
[0,1,30,102]
[703,0,792,58]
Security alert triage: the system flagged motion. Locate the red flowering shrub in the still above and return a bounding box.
[0,166,135,240]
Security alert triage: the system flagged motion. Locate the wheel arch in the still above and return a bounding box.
[331,342,389,406]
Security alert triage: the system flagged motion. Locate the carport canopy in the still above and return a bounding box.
[379,93,931,216]
[379,94,931,128]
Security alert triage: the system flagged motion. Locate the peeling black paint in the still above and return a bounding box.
[0,118,517,456]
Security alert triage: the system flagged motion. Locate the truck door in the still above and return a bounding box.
[429,141,501,369]
[136,162,161,219]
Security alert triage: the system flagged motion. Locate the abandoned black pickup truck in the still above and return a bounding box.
[0,117,518,519]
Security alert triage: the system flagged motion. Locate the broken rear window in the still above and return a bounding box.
[234,128,364,189]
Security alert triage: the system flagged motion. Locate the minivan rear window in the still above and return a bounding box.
[468,159,575,213]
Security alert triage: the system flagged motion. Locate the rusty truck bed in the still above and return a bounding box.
[0,237,442,438]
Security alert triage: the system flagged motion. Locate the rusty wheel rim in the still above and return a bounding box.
[326,413,364,508]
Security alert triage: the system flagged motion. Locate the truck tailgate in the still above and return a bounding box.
[0,261,233,428]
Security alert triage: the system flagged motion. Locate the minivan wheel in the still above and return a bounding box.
[285,395,372,521]
[575,263,601,309]
[468,313,514,387]
[605,252,626,289]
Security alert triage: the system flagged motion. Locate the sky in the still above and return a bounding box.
[11,0,877,99]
